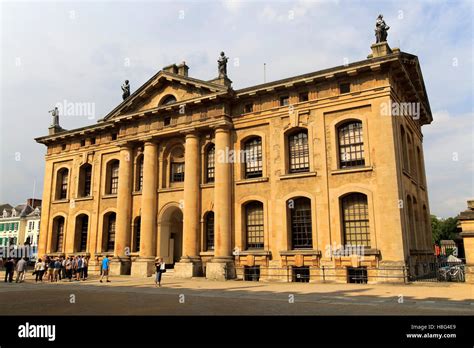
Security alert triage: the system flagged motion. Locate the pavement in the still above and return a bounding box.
[0,271,472,315]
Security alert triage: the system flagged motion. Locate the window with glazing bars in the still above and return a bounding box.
[288,131,309,173]
[79,216,88,252]
[206,145,215,183]
[56,218,64,252]
[137,157,144,191]
[170,162,185,182]
[110,162,119,194]
[134,218,141,252]
[83,166,92,197]
[291,198,312,249]
[59,170,68,199]
[341,193,370,247]
[246,202,264,249]
[206,212,214,251]
[244,138,263,178]
[338,122,365,168]
[107,214,116,252]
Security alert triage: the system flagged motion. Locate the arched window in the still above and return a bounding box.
[244,137,263,178]
[56,168,69,200]
[206,144,215,183]
[160,95,177,106]
[341,193,370,247]
[245,202,264,249]
[338,121,365,168]
[106,160,119,194]
[53,216,65,252]
[413,197,419,249]
[170,146,185,183]
[78,164,92,197]
[133,217,141,252]
[289,197,312,249]
[205,212,214,251]
[407,134,416,177]
[400,125,409,171]
[104,213,116,252]
[75,214,89,252]
[136,155,144,191]
[288,130,309,173]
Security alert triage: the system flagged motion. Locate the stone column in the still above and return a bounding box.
[131,139,158,277]
[206,125,235,280]
[174,131,202,277]
[111,143,133,275]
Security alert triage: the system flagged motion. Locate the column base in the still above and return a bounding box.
[109,257,131,276]
[131,258,155,277]
[174,257,202,278]
[464,264,474,284]
[88,259,102,275]
[206,258,235,280]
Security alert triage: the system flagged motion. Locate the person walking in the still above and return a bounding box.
[15,257,28,283]
[154,257,166,287]
[53,258,61,282]
[82,256,88,281]
[34,258,45,282]
[77,256,84,281]
[99,256,110,283]
[4,258,14,283]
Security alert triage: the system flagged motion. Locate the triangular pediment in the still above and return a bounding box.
[103,71,228,120]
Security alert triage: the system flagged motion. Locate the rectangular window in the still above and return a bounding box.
[244,138,263,178]
[80,218,88,252]
[0,224,4,232]
[110,164,119,194]
[339,122,365,168]
[292,266,310,283]
[244,103,253,113]
[244,266,260,281]
[339,83,351,94]
[280,96,289,106]
[299,92,309,102]
[60,173,68,199]
[347,267,368,284]
[90,137,96,145]
[111,133,117,141]
[206,147,215,183]
[288,132,310,173]
[164,117,171,126]
[170,162,185,182]
[80,139,86,147]
[342,193,370,247]
[246,203,264,249]
[107,216,116,252]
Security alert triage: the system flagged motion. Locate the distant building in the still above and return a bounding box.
[458,200,474,283]
[0,199,42,259]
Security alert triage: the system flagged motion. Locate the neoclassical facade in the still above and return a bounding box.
[36,42,434,283]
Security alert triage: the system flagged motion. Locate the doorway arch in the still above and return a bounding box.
[158,204,183,267]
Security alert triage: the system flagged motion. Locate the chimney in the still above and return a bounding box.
[163,62,189,77]
[27,198,42,208]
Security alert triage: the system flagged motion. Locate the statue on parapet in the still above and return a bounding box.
[48,106,60,127]
[218,52,228,78]
[122,80,130,100]
[375,14,390,43]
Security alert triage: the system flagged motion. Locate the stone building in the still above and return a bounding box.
[458,200,474,283]
[35,41,433,283]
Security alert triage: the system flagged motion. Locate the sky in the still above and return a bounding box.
[0,0,472,218]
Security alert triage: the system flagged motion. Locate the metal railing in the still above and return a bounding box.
[409,261,466,282]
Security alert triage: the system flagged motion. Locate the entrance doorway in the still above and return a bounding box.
[158,205,183,268]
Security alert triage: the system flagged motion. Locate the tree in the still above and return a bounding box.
[431,215,458,244]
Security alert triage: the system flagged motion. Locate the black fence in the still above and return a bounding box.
[410,261,466,282]
[236,265,408,283]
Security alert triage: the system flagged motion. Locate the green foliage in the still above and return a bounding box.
[431,215,458,244]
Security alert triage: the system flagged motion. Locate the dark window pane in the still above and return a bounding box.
[342,193,370,248]
[206,212,214,251]
[246,202,264,249]
[170,162,185,182]
[206,145,215,183]
[110,162,119,194]
[244,138,263,178]
[107,214,116,252]
[290,198,312,249]
[79,216,88,252]
[338,122,365,168]
[288,131,309,173]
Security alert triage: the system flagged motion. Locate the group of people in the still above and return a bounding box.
[3,255,167,286]
[2,257,28,283]
[34,255,90,283]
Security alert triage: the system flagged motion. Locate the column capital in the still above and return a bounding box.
[212,122,233,133]
[180,128,199,139]
[116,141,134,149]
[140,137,159,146]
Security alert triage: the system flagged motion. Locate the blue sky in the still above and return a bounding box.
[1,0,472,217]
